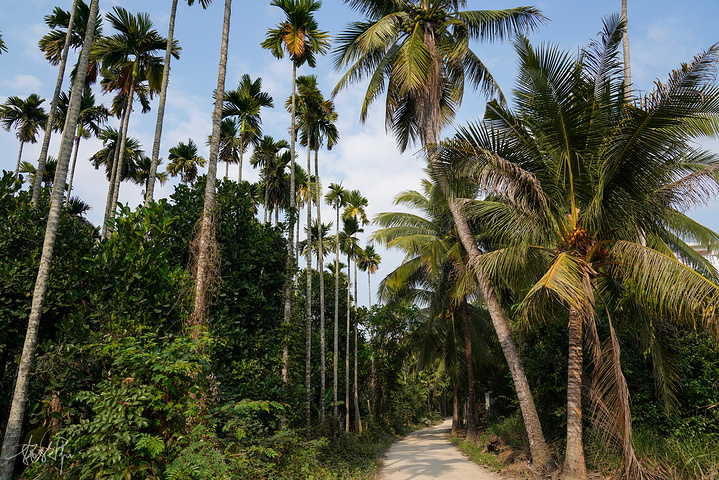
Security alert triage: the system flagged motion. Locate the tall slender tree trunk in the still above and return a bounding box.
[281,61,298,386]
[107,81,135,230]
[315,149,326,424]
[145,0,178,206]
[191,0,231,339]
[333,206,340,423]
[621,0,631,101]
[305,146,313,437]
[237,137,244,182]
[64,134,81,206]
[103,104,128,239]
[345,253,351,431]
[564,308,587,480]
[452,380,460,436]
[460,297,477,442]
[0,2,98,477]
[353,257,361,432]
[32,0,79,207]
[13,142,24,181]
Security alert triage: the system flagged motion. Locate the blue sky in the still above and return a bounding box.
[1,0,718,307]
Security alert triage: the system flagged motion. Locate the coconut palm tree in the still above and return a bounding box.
[0,2,98,477]
[251,135,289,223]
[92,6,179,237]
[54,88,110,205]
[167,139,206,184]
[332,0,552,466]
[145,0,211,207]
[223,74,274,182]
[0,94,48,182]
[263,0,331,386]
[437,18,719,478]
[325,182,348,423]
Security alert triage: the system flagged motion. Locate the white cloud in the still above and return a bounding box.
[2,75,44,95]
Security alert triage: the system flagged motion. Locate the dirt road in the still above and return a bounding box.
[378,418,508,480]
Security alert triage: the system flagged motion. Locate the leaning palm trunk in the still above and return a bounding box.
[106,80,135,234]
[305,146,313,437]
[145,0,178,206]
[102,104,128,238]
[32,0,79,207]
[191,0,231,338]
[13,142,24,181]
[315,149,326,423]
[460,297,477,442]
[281,61,298,386]
[64,134,82,206]
[0,2,98,477]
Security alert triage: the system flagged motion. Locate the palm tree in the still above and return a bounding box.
[145,0,211,207]
[92,6,179,237]
[263,0,331,386]
[325,182,348,423]
[133,155,168,193]
[90,127,145,183]
[0,32,6,54]
[19,158,57,189]
[357,245,381,307]
[621,0,631,99]
[251,135,289,223]
[0,94,48,182]
[300,220,334,269]
[223,74,274,182]
[0,2,99,477]
[192,0,233,337]
[438,19,719,478]
[332,0,552,466]
[215,117,242,179]
[339,216,362,431]
[167,139,206,184]
[54,88,110,205]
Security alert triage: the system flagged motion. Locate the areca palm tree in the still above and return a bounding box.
[263,0,331,386]
[0,2,99,476]
[251,135,289,223]
[223,74,274,182]
[145,0,211,207]
[133,155,168,193]
[332,0,552,466]
[0,94,48,182]
[55,88,110,205]
[0,32,6,54]
[167,139,206,184]
[92,6,179,237]
[325,182,348,423]
[438,18,719,479]
[357,245,381,308]
[215,117,242,179]
[90,127,145,183]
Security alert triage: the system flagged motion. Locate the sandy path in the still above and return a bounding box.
[378,418,508,480]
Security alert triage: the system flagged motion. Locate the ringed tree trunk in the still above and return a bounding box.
[452,380,460,436]
[65,134,82,206]
[460,296,477,442]
[102,103,128,238]
[353,257,361,432]
[13,142,25,181]
[281,60,298,386]
[237,135,244,182]
[145,0,178,206]
[333,204,340,423]
[305,144,313,437]
[32,0,79,206]
[0,1,98,477]
[191,0,231,340]
[315,148,326,424]
[346,252,351,432]
[621,0,631,101]
[563,308,587,479]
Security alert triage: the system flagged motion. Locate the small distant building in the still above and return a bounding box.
[688,244,719,271]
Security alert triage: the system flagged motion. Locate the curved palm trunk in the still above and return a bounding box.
[281,61,298,386]
[145,0,178,206]
[315,149,326,424]
[32,0,79,207]
[305,146,313,437]
[564,308,587,479]
[333,206,340,423]
[0,2,98,477]
[460,297,477,442]
[191,0,231,338]
[106,83,135,238]
[64,134,82,206]
[13,142,24,181]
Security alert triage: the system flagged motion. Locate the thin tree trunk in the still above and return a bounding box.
[346,253,351,432]
[461,297,477,442]
[315,149,326,424]
[621,0,631,101]
[104,85,135,239]
[64,135,81,206]
[191,0,231,339]
[354,321,362,433]
[281,61,298,386]
[452,380,460,436]
[13,142,24,181]
[145,0,178,206]
[0,2,97,477]
[102,104,128,239]
[32,0,79,207]
[238,137,244,182]
[225,160,229,180]
[564,308,587,479]
[305,145,313,438]
[333,206,340,423]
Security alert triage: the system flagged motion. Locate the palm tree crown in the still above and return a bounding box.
[167,139,206,184]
